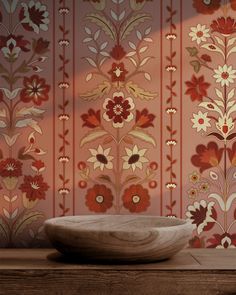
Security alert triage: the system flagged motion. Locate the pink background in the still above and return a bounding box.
[0,0,236,248]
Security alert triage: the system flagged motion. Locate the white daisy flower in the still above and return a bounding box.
[122,145,148,171]
[189,24,210,45]
[191,111,211,132]
[213,64,236,87]
[88,145,114,171]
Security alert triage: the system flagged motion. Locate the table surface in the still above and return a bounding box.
[1,249,236,295]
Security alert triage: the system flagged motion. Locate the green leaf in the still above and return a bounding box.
[80,81,111,101]
[80,129,108,147]
[186,47,198,57]
[128,129,156,146]
[120,14,151,41]
[13,211,44,238]
[86,13,116,40]
[0,217,9,242]
[190,60,201,73]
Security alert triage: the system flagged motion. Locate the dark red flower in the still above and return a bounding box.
[33,38,50,54]
[185,75,210,102]
[85,184,113,213]
[192,0,221,14]
[19,1,49,34]
[227,142,236,166]
[201,54,212,62]
[108,62,128,82]
[191,141,224,173]
[189,236,205,248]
[81,109,101,128]
[0,90,3,102]
[207,233,236,248]
[230,0,236,10]
[211,17,236,35]
[110,45,126,60]
[135,108,155,128]
[20,75,50,105]
[122,184,150,213]
[20,175,49,201]
[103,92,134,128]
[0,158,22,178]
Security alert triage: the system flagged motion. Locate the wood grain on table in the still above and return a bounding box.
[0,249,236,295]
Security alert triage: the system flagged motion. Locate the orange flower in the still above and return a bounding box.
[85,184,113,213]
[81,109,101,128]
[191,142,223,173]
[135,109,155,128]
[122,184,150,213]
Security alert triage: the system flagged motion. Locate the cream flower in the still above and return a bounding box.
[122,145,148,171]
[189,24,210,45]
[191,111,211,132]
[213,64,236,87]
[216,115,234,138]
[88,145,113,171]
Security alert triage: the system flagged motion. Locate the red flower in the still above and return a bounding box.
[230,0,236,10]
[33,38,50,54]
[81,109,101,128]
[192,0,221,14]
[20,175,49,201]
[227,142,236,166]
[207,233,236,248]
[185,75,210,102]
[135,108,155,128]
[31,160,45,173]
[19,1,49,34]
[191,142,223,173]
[108,63,128,82]
[85,184,113,213]
[211,17,236,35]
[0,158,22,178]
[110,45,126,60]
[103,92,134,128]
[20,75,50,105]
[122,184,150,213]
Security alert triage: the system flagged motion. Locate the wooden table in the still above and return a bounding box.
[0,249,236,295]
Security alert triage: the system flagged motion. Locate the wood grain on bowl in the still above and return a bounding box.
[44,215,194,262]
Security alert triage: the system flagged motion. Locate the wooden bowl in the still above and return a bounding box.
[44,215,194,262]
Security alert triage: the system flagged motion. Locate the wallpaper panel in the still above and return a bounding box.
[0,0,236,248]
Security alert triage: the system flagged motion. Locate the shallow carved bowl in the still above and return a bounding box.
[44,215,194,262]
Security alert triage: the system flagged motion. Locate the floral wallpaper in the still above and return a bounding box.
[0,0,236,248]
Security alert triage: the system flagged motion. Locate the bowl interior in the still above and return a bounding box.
[46,215,187,231]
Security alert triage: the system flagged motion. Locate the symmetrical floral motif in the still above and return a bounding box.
[78,0,157,214]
